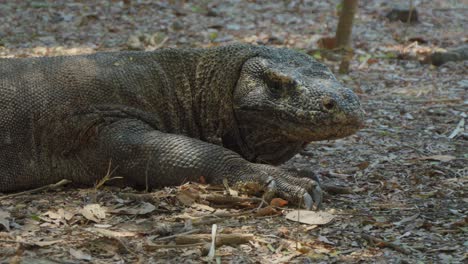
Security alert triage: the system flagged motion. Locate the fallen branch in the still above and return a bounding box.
[322,184,354,195]
[412,98,463,104]
[148,217,230,236]
[361,234,411,254]
[145,242,207,250]
[175,234,254,247]
[154,229,200,241]
[0,179,71,200]
[0,239,35,246]
[203,194,262,206]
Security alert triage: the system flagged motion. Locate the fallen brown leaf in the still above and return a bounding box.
[80,204,106,223]
[285,210,335,225]
[255,206,280,217]
[270,198,288,207]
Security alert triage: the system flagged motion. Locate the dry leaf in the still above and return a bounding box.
[110,202,156,215]
[419,155,456,162]
[270,198,288,207]
[356,161,370,170]
[285,210,335,225]
[318,235,336,245]
[191,203,216,212]
[394,213,420,226]
[69,248,92,261]
[0,210,10,231]
[448,118,465,139]
[80,204,106,223]
[31,239,64,247]
[44,208,75,222]
[86,227,137,238]
[176,188,200,206]
[255,206,280,217]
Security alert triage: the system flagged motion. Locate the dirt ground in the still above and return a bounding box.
[0,1,466,263]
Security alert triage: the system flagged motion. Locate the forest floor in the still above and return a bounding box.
[0,1,466,263]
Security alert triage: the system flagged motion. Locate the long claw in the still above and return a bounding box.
[266,177,276,189]
[303,192,314,210]
[312,185,322,210]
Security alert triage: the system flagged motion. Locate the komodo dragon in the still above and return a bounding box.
[0,44,364,209]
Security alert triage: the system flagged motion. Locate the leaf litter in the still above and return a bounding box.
[0,0,466,263]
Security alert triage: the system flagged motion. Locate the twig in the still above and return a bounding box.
[207,224,217,259]
[154,229,200,241]
[145,242,207,249]
[402,0,414,40]
[175,233,254,246]
[154,36,169,50]
[94,160,121,190]
[203,194,262,205]
[361,234,411,254]
[0,179,71,200]
[116,237,140,257]
[411,98,462,104]
[0,239,35,246]
[322,184,354,195]
[147,217,232,236]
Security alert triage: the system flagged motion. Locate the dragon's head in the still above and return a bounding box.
[232,46,364,161]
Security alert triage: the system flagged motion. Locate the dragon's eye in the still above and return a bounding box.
[263,69,297,93]
[266,78,283,92]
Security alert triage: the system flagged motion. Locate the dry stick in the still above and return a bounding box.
[401,0,415,41]
[322,184,354,195]
[0,179,71,200]
[175,234,254,246]
[94,160,121,190]
[148,216,235,236]
[154,36,169,50]
[361,234,411,255]
[147,234,253,250]
[154,229,201,241]
[116,237,141,257]
[145,242,207,249]
[203,194,263,205]
[207,224,218,259]
[0,239,36,246]
[412,98,462,104]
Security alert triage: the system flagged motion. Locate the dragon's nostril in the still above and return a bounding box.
[322,97,336,110]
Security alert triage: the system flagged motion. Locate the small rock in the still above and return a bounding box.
[126,35,144,50]
[386,7,419,23]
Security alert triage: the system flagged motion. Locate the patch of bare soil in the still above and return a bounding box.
[0,1,466,263]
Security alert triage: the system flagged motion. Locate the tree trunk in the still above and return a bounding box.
[335,0,358,48]
[335,0,358,74]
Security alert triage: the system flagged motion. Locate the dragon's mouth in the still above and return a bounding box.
[235,103,365,141]
[280,112,365,142]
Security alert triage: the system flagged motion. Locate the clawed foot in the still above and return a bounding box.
[246,165,323,210]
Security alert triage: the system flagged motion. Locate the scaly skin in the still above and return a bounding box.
[0,44,364,209]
